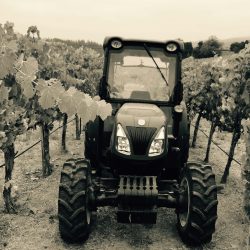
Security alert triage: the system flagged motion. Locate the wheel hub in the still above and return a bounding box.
[178,177,190,227]
[86,189,91,225]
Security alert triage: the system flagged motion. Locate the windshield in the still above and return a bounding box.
[107,45,177,102]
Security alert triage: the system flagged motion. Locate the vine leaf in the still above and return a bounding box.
[36,79,47,92]
[6,40,18,52]
[16,73,35,99]
[21,57,38,77]
[58,88,78,116]
[97,100,112,121]
[0,85,9,103]
[22,81,35,99]
[38,87,56,109]
[14,53,24,70]
[38,79,64,109]
[16,57,39,99]
[0,131,8,148]
[0,50,17,79]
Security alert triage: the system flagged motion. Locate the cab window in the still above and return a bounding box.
[107,45,177,102]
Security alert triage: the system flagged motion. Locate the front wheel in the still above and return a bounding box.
[58,158,92,242]
[177,162,218,245]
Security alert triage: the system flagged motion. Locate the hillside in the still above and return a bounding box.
[192,36,250,50]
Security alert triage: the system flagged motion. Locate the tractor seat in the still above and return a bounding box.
[130,91,151,100]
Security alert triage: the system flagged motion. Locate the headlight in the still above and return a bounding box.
[166,42,178,52]
[148,127,165,156]
[111,39,122,49]
[116,124,131,155]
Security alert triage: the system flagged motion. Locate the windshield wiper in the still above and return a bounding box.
[143,43,168,86]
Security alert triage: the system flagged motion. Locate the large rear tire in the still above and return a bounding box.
[177,162,218,245]
[58,158,92,242]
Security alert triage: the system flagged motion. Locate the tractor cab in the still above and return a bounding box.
[100,37,183,105]
[96,38,187,176]
[58,37,218,246]
[96,37,188,174]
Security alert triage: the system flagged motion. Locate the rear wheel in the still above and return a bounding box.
[177,162,218,245]
[58,158,92,242]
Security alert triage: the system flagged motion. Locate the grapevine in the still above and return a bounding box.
[0,22,111,212]
[183,45,250,183]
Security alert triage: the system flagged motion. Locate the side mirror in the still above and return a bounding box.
[173,81,183,105]
[99,77,109,99]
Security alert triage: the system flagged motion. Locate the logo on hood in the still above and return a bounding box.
[138,119,145,126]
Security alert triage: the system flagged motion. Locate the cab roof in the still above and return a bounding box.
[103,36,184,52]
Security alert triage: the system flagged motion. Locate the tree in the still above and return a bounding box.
[193,36,222,58]
[27,26,40,40]
[230,41,248,53]
[192,41,203,58]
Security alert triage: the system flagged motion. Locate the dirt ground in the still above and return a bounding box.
[0,120,248,250]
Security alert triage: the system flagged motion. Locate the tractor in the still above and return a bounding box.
[58,37,218,245]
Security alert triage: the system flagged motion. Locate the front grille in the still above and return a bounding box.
[126,126,156,155]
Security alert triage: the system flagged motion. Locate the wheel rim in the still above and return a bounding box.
[179,177,190,227]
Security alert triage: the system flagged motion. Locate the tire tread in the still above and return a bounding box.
[177,162,218,245]
[58,158,91,242]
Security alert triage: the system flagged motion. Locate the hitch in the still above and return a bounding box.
[117,176,158,224]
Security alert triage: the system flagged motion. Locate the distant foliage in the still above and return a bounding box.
[27,26,40,40]
[193,36,222,58]
[230,40,249,53]
[46,38,103,55]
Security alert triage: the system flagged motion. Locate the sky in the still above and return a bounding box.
[0,0,250,44]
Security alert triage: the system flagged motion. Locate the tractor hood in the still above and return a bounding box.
[112,102,168,158]
[116,103,166,129]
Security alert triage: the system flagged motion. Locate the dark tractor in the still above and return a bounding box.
[58,37,218,245]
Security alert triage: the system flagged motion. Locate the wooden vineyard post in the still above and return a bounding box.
[221,125,241,183]
[3,143,16,213]
[204,121,216,162]
[75,114,81,140]
[61,113,68,151]
[191,112,202,148]
[41,123,52,177]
